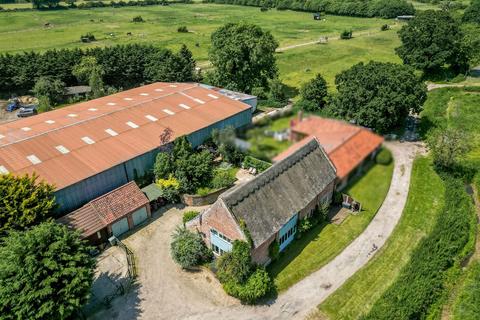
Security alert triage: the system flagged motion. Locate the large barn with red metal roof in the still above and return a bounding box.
[0,82,253,214]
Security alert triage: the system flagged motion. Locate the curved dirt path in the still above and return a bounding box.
[185,141,421,320]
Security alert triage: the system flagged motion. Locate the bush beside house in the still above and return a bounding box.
[171,226,212,269]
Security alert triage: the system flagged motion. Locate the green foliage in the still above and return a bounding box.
[268,78,287,104]
[212,127,244,165]
[0,44,195,94]
[28,0,60,9]
[375,148,392,165]
[132,15,144,23]
[171,226,212,269]
[182,211,199,225]
[37,95,52,113]
[204,0,414,18]
[0,221,95,319]
[453,262,480,319]
[300,73,328,109]
[217,240,253,284]
[340,29,352,39]
[429,128,471,171]
[269,240,280,261]
[73,56,105,98]
[332,61,427,133]
[0,174,56,235]
[32,76,65,104]
[298,217,313,234]
[380,24,389,31]
[177,26,188,33]
[211,169,236,189]
[242,156,271,172]
[363,177,476,320]
[223,268,273,304]
[153,136,214,194]
[463,0,480,24]
[209,23,278,93]
[396,10,468,74]
[239,219,253,248]
[156,174,181,203]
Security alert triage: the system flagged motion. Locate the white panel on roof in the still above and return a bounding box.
[105,128,118,136]
[0,165,9,174]
[55,145,70,154]
[145,115,158,122]
[163,109,175,115]
[126,121,139,129]
[81,136,95,145]
[27,155,41,165]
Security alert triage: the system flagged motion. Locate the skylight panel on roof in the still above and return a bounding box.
[145,115,158,122]
[45,120,55,124]
[194,98,205,104]
[107,102,116,106]
[124,98,133,101]
[55,145,70,154]
[67,114,78,118]
[81,136,95,145]
[126,121,139,129]
[27,155,41,165]
[88,108,98,111]
[0,134,5,139]
[21,127,31,132]
[154,88,163,92]
[208,94,219,99]
[169,84,177,88]
[105,128,118,136]
[139,93,149,96]
[0,165,8,174]
[163,109,175,115]
[179,103,190,110]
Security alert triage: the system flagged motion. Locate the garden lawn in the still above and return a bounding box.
[316,156,445,320]
[277,27,401,89]
[0,4,389,61]
[269,158,394,292]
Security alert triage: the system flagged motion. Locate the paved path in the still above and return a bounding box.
[185,141,421,320]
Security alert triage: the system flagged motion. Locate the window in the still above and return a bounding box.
[212,244,226,255]
[211,228,231,243]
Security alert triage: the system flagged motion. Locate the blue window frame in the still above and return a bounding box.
[278,214,298,252]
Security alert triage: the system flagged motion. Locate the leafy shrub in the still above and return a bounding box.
[132,15,144,22]
[171,226,212,269]
[182,210,199,224]
[223,268,273,304]
[364,177,476,319]
[211,169,237,189]
[268,78,287,104]
[300,73,328,109]
[453,262,480,318]
[333,191,343,205]
[156,174,181,203]
[298,217,313,234]
[295,99,318,112]
[217,241,252,284]
[242,156,271,172]
[375,148,392,165]
[177,26,188,33]
[196,187,213,196]
[381,24,389,31]
[340,30,352,40]
[268,240,280,261]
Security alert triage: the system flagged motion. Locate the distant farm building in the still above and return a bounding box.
[396,15,414,21]
[0,83,254,214]
[188,138,336,265]
[273,116,384,190]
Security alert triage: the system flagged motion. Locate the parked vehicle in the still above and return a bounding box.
[6,98,21,112]
[17,105,38,118]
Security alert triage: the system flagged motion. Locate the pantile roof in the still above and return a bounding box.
[273,116,384,179]
[0,83,251,190]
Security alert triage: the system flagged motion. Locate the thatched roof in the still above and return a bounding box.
[220,138,336,247]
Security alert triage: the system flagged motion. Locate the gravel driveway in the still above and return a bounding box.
[92,141,421,320]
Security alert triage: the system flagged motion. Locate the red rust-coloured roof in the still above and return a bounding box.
[0,83,251,190]
[273,116,384,179]
[57,181,148,237]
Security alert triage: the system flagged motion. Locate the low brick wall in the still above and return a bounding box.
[181,187,229,207]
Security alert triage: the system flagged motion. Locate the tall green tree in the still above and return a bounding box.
[0,174,56,235]
[209,23,278,93]
[0,222,95,319]
[429,127,471,171]
[32,76,65,104]
[332,61,427,133]
[300,73,328,109]
[144,46,196,83]
[463,0,480,24]
[396,10,468,74]
[72,56,105,98]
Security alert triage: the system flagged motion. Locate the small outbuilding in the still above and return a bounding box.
[58,181,150,245]
[141,183,167,212]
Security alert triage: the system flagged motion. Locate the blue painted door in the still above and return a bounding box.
[132,207,148,226]
[278,214,298,252]
[111,217,129,237]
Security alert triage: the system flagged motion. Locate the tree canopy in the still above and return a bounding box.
[300,73,328,110]
[332,61,427,133]
[32,76,65,105]
[396,10,468,74]
[0,174,56,235]
[0,221,95,319]
[209,23,278,93]
[463,0,480,24]
[170,226,212,269]
[72,56,105,98]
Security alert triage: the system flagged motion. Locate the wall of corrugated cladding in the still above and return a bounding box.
[55,109,252,216]
[187,109,252,147]
[55,164,128,215]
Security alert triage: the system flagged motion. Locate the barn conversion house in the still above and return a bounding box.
[0,82,253,214]
[188,138,336,265]
[274,116,384,189]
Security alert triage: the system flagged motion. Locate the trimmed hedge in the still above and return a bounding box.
[375,148,392,165]
[202,0,414,18]
[363,177,476,319]
[182,210,199,224]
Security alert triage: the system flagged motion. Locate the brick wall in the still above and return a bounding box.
[188,200,246,248]
[251,233,276,266]
[181,187,228,206]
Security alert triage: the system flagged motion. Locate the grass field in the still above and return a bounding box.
[316,156,445,319]
[277,28,401,88]
[269,158,394,292]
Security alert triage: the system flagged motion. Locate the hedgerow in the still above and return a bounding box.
[362,177,476,319]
